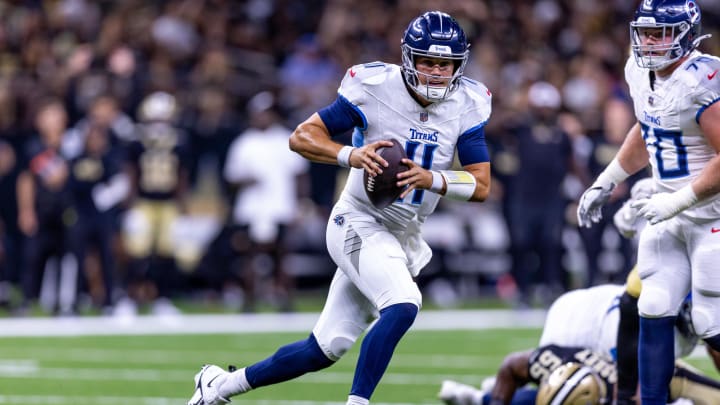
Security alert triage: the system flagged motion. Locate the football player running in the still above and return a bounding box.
[576,1,720,403]
[187,10,492,405]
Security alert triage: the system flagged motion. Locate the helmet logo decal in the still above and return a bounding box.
[688,2,699,21]
[643,0,654,11]
[428,44,452,54]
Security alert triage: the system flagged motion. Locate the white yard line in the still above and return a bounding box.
[0,366,480,386]
[0,396,437,405]
[0,309,547,337]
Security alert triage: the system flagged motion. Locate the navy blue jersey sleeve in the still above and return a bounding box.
[457,123,490,165]
[317,95,367,137]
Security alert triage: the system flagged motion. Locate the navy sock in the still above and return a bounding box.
[639,316,675,405]
[704,333,720,352]
[245,333,334,388]
[349,303,418,399]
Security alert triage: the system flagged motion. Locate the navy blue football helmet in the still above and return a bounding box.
[401,11,469,101]
[630,0,711,71]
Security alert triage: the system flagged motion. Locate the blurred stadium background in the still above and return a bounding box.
[1,1,720,404]
[1,0,717,316]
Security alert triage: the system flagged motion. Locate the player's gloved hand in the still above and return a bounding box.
[613,201,640,238]
[629,177,655,201]
[612,177,655,238]
[577,159,629,228]
[631,185,697,225]
[577,184,614,228]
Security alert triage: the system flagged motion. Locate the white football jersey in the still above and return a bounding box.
[539,284,624,359]
[335,62,492,228]
[540,284,697,361]
[625,51,720,219]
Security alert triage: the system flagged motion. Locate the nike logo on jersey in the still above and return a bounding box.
[712,227,720,233]
[349,69,356,78]
[708,70,719,80]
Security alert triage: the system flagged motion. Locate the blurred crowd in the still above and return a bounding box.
[0,0,719,316]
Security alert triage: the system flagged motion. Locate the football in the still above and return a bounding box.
[363,139,410,209]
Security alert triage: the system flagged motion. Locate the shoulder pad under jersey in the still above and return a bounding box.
[338,62,395,104]
[685,55,720,91]
[460,76,492,103]
[340,62,391,84]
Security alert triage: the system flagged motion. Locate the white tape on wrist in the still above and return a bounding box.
[337,145,354,168]
[439,170,477,201]
[429,171,444,193]
[595,158,630,188]
[674,184,698,209]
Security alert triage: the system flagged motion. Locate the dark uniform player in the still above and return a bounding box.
[67,124,126,311]
[442,342,720,405]
[16,99,74,314]
[121,92,189,311]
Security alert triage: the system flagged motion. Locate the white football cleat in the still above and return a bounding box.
[188,364,232,405]
[438,380,483,405]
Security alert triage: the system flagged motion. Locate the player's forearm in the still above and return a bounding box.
[489,372,520,405]
[615,123,650,176]
[289,119,346,165]
[465,162,491,202]
[689,154,720,201]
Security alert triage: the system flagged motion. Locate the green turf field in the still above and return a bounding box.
[0,327,718,405]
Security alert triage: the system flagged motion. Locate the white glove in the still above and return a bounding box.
[612,177,655,238]
[577,159,629,228]
[577,184,614,228]
[630,185,697,225]
[613,201,641,238]
[629,177,655,200]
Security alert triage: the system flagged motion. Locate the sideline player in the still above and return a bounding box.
[576,1,720,403]
[187,10,493,405]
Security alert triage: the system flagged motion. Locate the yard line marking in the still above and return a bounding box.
[0,366,479,385]
[0,310,546,337]
[0,347,507,369]
[0,396,438,405]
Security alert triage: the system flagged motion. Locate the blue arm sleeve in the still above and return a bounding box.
[317,95,367,137]
[457,123,490,165]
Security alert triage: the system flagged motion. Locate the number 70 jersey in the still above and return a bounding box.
[625,51,720,219]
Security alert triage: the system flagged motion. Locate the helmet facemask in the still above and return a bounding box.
[631,19,694,71]
[401,43,468,102]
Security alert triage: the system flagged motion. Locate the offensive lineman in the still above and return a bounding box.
[576,1,720,403]
[187,10,492,405]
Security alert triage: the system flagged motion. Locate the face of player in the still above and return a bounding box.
[636,25,687,75]
[636,27,675,54]
[414,56,453,87]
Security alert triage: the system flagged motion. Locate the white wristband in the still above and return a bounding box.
[595,158,630,188]
[429,171,444,193]
[440,170,477,201]
[674,184,698,209]
[337,145,354,168]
